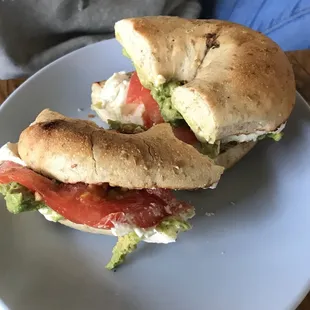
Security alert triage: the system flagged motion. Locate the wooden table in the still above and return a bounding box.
[0,50,310,309]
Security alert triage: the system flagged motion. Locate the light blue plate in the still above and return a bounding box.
[0,39,309,310]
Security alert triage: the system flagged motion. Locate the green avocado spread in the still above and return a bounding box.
[105,216,193,270]
[0,181,194,271]
[0,182,63,222]
[258,132,283,142]
[156,217,192,240]
[0,182,46,214]
[150,82,184,125]
[108,120,146,134]
[106,232,141,270]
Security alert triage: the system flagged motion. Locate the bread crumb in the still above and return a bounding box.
[230,201,235,205]
[88,114,96,118]
[77,108,84,112]
[205,212,215,217]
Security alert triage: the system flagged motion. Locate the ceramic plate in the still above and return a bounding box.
[0,39,309,310]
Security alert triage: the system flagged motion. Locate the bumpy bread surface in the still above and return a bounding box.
[115,16,295,143]
[18,109,224,189]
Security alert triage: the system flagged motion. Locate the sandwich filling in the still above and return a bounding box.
[0,143,194,269]
[91,71,285,159]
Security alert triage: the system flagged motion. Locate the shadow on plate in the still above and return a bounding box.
[0,208,141,310]
[175,96,307,235]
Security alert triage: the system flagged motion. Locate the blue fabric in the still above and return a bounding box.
[209,0,310,51]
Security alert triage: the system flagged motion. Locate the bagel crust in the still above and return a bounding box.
[18,109,224,190]
[115,16,295,143]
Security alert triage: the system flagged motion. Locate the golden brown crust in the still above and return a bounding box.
[214,142,257,169]
[115,17,295,142]
[18,109,224,189]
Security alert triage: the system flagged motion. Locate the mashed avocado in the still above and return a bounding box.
[156,218,192,240]
[150,82,184,124]
[0,182,63,221]
[259,132,283,142]
[1,182,193,270]
[0,182,46,214]
[105,217,192,270]
[106,232,141,270]
[108,120,146,134]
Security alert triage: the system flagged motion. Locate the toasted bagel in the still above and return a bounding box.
[18,109,224,189]
[115,17,295,143]
[92,77,257,169]
[59,141,256,236]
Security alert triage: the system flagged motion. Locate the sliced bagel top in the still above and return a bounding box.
[115,16,295,143]
[18,109,224,189]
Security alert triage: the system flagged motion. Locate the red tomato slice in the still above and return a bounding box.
[126,72,199,146]
[126,72,164,128]
[172,126,198,146]
[0,161,193,229]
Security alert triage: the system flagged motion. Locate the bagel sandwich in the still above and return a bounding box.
[0,109,223,269]
[91,16,295,167]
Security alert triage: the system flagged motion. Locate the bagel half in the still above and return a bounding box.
[2,109,226,269]
[18,109,224,189]
[112,16,295,143]
[92,78,257,169]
